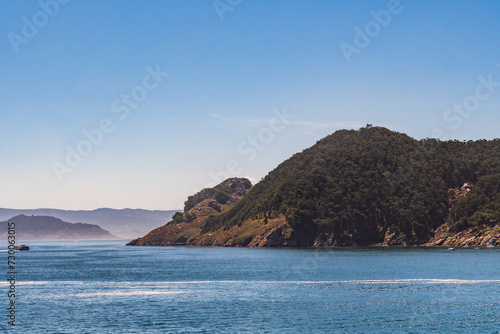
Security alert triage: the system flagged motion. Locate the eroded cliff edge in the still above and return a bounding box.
[128,127,500,247]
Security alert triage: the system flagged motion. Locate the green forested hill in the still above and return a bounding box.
[129,126,499,247]
[201,126,499,246]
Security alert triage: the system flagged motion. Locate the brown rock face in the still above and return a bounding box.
[424,224,499,247]
[128,176,499,249]
[247,220,293,247]
[126,178,252,246]
[128,128,500,248]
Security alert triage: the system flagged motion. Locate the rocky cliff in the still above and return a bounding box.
[127,178,252,246]
[128,127,500,248]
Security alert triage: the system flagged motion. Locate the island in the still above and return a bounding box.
[128,126,499,248]
[1,215,117,240]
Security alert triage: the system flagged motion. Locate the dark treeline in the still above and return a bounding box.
[202,126,499,245]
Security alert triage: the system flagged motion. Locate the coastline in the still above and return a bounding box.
[127,223,499,248]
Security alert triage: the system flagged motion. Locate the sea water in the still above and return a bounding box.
[0,240,499,333]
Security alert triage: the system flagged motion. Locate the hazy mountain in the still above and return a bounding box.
[0,208,178,239]
[1,215,116,240]
[129,126,499,247]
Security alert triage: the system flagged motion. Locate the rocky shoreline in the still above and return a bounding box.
[127,218,499,248]
[129,128,499,249]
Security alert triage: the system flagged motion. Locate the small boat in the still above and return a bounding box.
[14,245,29,251]
[486,245,495,248]
[448,247,455,251]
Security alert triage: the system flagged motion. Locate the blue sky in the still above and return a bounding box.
[1,0,500,210]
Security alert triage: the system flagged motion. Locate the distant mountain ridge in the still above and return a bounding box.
[1,215,116,240]
[0,208,178,239]
[128,127,500,247]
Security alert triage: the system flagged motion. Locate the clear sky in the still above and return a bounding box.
[1,0,499,210]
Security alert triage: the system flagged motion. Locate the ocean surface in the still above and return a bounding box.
[1,240,499,333]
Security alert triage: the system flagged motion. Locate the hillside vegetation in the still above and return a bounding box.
[127,178,252,246]
[130,126,500,247]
